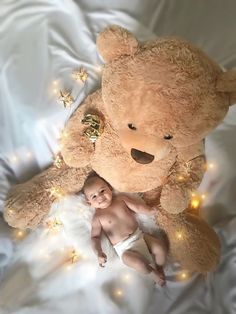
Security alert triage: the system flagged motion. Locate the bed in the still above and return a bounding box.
[1,0,236,313]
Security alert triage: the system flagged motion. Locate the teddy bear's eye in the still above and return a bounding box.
[128,123,137,130]
[163,134,173,140]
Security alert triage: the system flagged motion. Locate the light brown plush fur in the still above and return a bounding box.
[4,25,236,272]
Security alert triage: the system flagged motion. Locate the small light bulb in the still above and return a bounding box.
[176,232,183,240]
[114,289,123,297]
[26,152,32,158]
[11,156,18,163]
[178,175,185,181]
[191,199,200,209]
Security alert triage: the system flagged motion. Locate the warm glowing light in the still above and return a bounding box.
[201,194,206,200]
[26,152,32,158]
[114,289,123,297]
[122,273,132,283]
[177,175,185,181]
[191,199,200,209]
[61,130,69,139]
[66,265,72,271]
[176,232,183,240]
[12,229,28,241]
[53,80,58,85]
[176,270,189,281]
[207,162,216,171]
[11,156,18,163]
[94,64,104,73]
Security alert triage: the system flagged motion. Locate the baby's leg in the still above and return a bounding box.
[122,250,165,286]
[143,233,168,266]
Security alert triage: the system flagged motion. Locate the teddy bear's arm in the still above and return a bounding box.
[160,142,205,214]
[61,89,104,168]
[4,164,92,229]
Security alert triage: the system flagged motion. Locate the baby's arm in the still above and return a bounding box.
[91,214,107,267]
[121,195,155,215]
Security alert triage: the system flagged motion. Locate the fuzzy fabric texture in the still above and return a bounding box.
[4,25,236,272]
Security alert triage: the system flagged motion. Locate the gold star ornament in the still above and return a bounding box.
[81,113,104,143]
[58,90,74,108]
[53,153,64,169]
[72,68,88,83]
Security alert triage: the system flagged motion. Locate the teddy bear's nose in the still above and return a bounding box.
[131,148,154,164]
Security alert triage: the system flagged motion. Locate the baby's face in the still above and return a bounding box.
[84,178,113,209]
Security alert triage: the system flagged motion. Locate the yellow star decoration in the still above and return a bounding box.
[45,218,64,233]
[58,90,74,108]
[72,68,88,83]
[53,153,64,169]
[70,249,80,264]
[47,187,65,199]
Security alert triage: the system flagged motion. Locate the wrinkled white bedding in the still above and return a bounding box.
[1,0,236,313]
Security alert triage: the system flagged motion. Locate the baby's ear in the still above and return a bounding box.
[216,69,236,106]
[96,25,139,63]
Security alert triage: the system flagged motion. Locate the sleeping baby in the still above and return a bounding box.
[83,173,168,286]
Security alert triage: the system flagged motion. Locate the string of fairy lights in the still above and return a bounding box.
[9,65,218,290]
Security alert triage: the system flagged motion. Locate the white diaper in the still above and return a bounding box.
[113,228,154,266]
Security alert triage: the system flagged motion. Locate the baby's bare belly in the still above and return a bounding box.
[102,217,138,245]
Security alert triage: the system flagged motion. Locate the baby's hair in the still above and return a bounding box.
[82,172,112,197]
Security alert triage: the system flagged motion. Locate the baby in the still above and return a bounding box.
[83,174,168,286]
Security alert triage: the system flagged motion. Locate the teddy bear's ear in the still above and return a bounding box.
[216,69,236,106]
[96,25,139,63]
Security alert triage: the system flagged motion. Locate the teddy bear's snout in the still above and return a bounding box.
[131,148,154,164]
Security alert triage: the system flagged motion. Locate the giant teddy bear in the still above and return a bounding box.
[4,25,236,273]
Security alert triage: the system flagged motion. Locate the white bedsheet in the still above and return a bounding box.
[1,0,236,313]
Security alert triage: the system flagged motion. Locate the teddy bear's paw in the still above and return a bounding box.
[160,184,190,214]
[4,182,52,229]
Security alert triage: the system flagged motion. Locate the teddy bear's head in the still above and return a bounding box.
[97,25,232,165]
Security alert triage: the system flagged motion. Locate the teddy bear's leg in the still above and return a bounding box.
[4,164,91,229]
[155,208,220,273]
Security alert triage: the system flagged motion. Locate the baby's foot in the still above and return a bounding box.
[151,266,166,287]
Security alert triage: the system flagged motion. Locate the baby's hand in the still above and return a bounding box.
[98,252,107,267]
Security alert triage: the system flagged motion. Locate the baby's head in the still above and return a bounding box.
[83,174,113,209]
